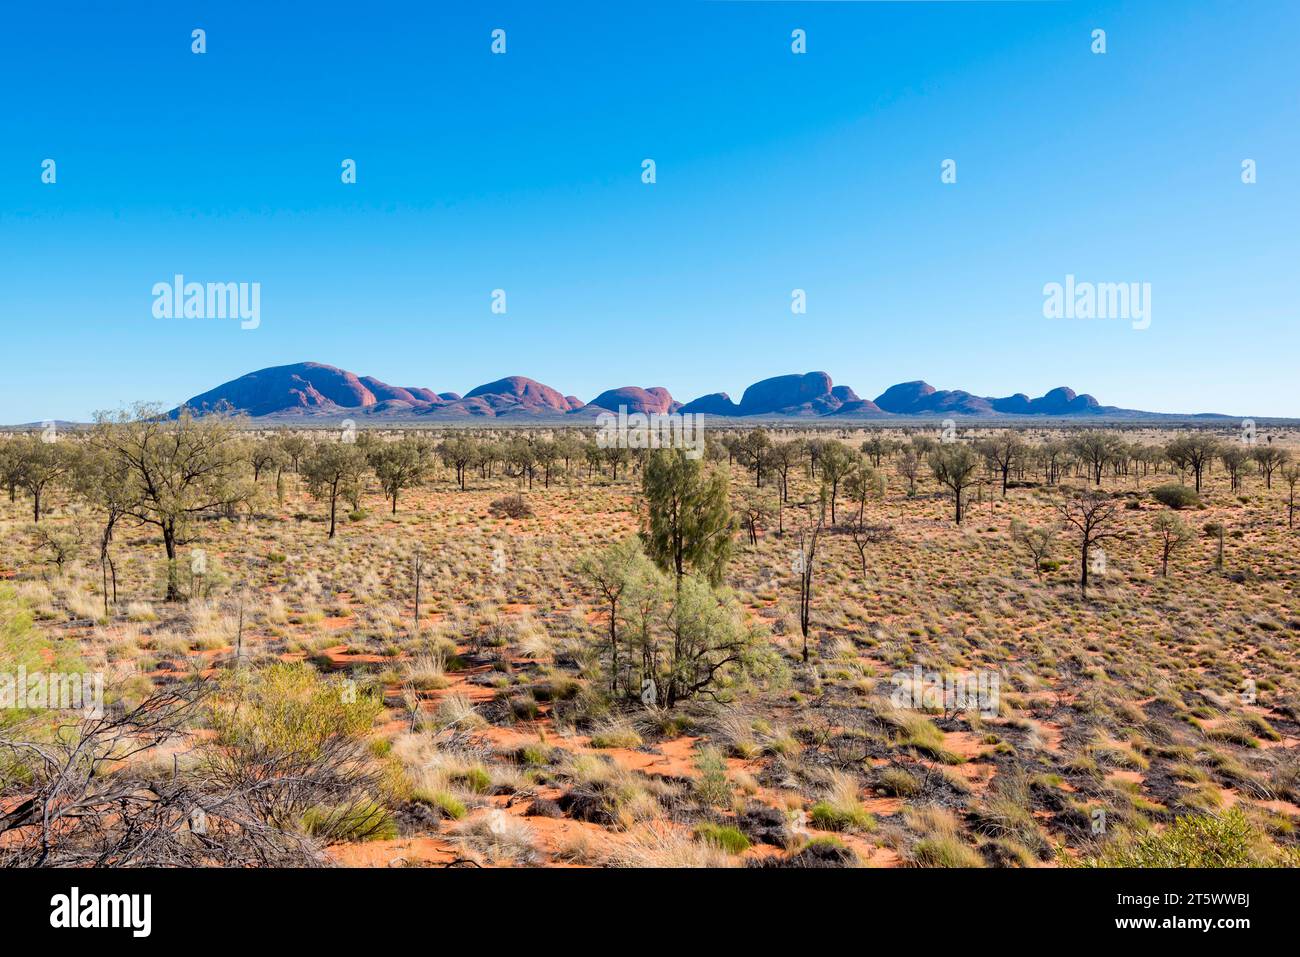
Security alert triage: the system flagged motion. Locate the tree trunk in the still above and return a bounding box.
[609,602,619,697]
[163,524,180,601]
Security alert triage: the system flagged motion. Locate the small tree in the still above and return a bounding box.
[15,435,71,522]
[438,435,478,491]
[928,444,981,524]
[72,439,139,613]
[737,488,769,547]
[848,518,893,584]
[843,462,884,525]
[1152,512,1192,577]
[1282,462,1300,529]
[978,432,1026,497]
[659,577,774,707]
[792,491,827,663]
[275,434,310,473]
[1165,435,1220,493]
[767,440,802,503]
[896,447,920,495]
[735,429,771,488]
[641,449,733,586]
[0,439,25,503]
[578,538,646,696]
[1057,488,1121,599]
[861,436,891,468]
[248,439,283,484]
[1010,519,1057,581]
[535,440,559,488]
[817,441,857,524]
[370,439,427,514]
[91,405,246,601]
[1220,446,1250,492]
[1253,446,1289,490]
[31,518,86,575]
[303,441,367,539]
[1071,431,1120,486]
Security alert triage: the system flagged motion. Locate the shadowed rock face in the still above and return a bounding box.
[586,386,680,415]
[877,380,1103,416]
[172,362,1163,420]
[872,380,992,414]
[678,393,740,415]
[403,387,445,404]
[463,376,580,413]
[989,386,1100,415]
[740,372,834,415]
[358,377,423,405]
[733,372,882,416]
[873,380,937,413]
[182,362,377,417]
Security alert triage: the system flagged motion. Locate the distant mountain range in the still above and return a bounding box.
[166,362,1234,422]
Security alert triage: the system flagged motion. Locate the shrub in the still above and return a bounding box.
[1079,809,1295,867]
[692,747,732,808]
[300,798,396,843]
[877,767,921,798]
[912,834,984,867]
[516,743,554,767]
[210,663,381,759]
[589,720,642,749]
[810,800,876,832]
[412,788,467,820]
[489,494,533,519]
[452,765,493,794]
[1151,484,1200,509]
[907,806,984,867]
[809,772,876,832]
[695,822,751,854]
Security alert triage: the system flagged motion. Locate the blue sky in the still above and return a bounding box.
[2,0,1297,421]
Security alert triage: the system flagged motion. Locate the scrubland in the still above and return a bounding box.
[1,418,1298,868]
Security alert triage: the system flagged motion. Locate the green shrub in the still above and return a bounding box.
[692,747,732,807]
[1078,809,1294,867]
[589,724,642,749]
[452,765,493,794]
[412,788,467,820]
[516,744,554,767]
[301,799,396,843]
[210,663,381,759]
[810,800,876,832]
[1151,484,1200,510]
[877,768,921,797]
[912,834,985,867]
[695,822,751,854]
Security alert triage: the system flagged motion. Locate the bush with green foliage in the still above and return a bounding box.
[301,798,396,842]
[1150,484,1201,510]
[695,822,751,854]
[1078,809,1296,867]
[209,662,381,759]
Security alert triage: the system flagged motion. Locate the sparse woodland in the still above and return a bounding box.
[1,411,1298,868]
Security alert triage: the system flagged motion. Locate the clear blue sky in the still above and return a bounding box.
[2,0,1297,422]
